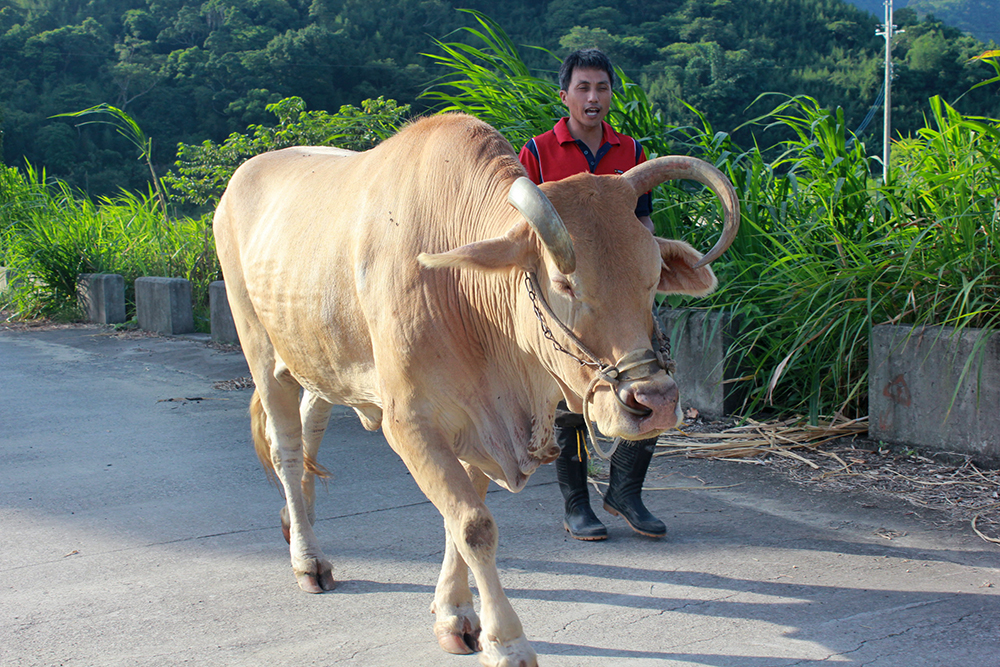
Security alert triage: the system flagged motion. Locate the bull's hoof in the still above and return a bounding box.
[432,601,481,654]
[478,634,537,667]
[294,559,336,594]
[437,631,480,655]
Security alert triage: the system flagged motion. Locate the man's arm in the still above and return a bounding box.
[517,140,543,185]
[634,142,653,232]
[635,187,653,234]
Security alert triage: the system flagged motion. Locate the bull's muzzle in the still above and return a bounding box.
[583,347,679,457]
[608,349,671,418]
[616,374,682,431]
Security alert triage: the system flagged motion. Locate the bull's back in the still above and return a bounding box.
[214,115,523,412]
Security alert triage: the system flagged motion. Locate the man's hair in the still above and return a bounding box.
[558,48,616,91]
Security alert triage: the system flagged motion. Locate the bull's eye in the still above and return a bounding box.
[552,278,575,299]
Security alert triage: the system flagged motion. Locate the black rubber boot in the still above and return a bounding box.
[554,425,607,541]
[603,438,666,538]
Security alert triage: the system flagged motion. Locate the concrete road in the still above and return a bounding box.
[1,326,997,667]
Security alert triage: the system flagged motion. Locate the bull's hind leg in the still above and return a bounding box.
[252,371,335,594]
[215,232,334,594]
[279,391,334,543]
[384,420,537,667]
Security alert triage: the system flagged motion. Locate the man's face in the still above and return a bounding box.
[559,67,612,133]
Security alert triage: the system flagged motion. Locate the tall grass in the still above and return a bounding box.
[1,165,217,327]
[53,103,169,215]
[719,95,1000,420]
[423,17,1000,422]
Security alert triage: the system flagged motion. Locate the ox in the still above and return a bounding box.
[214,113,738,666]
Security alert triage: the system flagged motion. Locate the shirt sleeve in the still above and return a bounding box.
[517,140,543,185]
[634,144,652,218]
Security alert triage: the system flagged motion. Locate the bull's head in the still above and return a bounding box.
[419,156,739,446]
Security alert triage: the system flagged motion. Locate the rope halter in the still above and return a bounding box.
[524,271,675,459]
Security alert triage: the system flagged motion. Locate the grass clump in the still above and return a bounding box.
[1,166,217,328]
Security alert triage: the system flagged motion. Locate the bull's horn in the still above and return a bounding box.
[623,156,740,268]
[507,177,576,275]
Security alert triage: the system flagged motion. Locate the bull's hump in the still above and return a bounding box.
[274,145,356,159]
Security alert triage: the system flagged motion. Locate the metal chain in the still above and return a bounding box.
[651,306,677,374]
[524,272,602,369]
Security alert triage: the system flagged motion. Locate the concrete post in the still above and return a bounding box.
[657,308,743,419]
[209,280,239,345]
[135,277,195,335]
[0,266,23,298]
[77,273,127,324]
[870,324,1000,464]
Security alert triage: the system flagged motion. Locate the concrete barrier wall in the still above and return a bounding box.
[135,277,194,335]
[77,273,126,324]
[869,324,1000,464]
[657,308,743,418]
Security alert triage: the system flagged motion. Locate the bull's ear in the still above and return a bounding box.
[418,221,536,273]
[656,238,718,296]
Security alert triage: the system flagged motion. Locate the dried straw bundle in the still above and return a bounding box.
[655,416,869,471]
[655,416,1000,544]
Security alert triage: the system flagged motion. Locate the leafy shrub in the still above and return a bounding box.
[163,96,411,208]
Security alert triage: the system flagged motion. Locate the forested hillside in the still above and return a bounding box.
[843,0,999,45]
[0,0,996,195]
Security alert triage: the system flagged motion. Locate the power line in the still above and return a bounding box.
[846,80,885,149]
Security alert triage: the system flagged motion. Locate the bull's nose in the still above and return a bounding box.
[624,382,680,431]
[616,387,653,417]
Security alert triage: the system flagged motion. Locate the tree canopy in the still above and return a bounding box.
[0,0,996,195]
[844,0,999,46]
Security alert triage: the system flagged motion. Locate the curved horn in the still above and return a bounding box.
[507,177,576,275]
[624,156,740,268]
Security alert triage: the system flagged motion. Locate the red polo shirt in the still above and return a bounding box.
[518,117,652,216]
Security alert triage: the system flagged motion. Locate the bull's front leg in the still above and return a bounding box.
[431,462,488,655]
[385,420,537,667]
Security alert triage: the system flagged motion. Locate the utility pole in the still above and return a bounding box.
[876,0,898,183]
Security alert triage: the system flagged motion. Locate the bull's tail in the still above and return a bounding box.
[250,388,278,486]
[250,388,330,488]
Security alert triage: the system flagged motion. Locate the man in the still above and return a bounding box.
[518,48,665,541]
